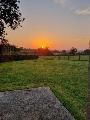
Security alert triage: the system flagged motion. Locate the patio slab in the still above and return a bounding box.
[0,87,75,120]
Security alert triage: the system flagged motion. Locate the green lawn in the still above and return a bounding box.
[0,57,88,120]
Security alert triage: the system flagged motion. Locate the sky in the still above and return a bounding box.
[6,0,90,50]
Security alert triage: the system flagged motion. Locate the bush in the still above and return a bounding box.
[0,55,39,62]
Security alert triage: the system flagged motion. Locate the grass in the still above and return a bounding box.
[0,57,88,120]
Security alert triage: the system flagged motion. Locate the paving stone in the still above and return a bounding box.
[0,87,75,120]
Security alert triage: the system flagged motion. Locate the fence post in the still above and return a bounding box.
[79,54,80,61]
[87,55,90,120]
[68,55,69,60]
[87,42,90,120]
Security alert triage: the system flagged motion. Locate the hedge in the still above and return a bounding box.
[0,55,39,62]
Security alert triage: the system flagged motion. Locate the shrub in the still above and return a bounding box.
[0,55,39,62]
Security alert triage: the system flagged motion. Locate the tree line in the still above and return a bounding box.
[0,1,90,56]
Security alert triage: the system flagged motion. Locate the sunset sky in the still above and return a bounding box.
[6,0,90,50]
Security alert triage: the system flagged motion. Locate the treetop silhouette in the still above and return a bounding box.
[0,0,24,42]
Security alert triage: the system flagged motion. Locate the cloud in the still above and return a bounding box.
[53,0,66,5]
[75,8,90,15]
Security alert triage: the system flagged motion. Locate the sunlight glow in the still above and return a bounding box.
[41,45,44,49]
[31,35,54,49]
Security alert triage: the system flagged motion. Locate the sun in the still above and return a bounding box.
[32,36,53,49]
[41,45,44,49]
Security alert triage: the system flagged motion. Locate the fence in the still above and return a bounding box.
[57,54,89,61]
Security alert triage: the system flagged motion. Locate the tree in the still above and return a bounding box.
[84,49,90,55]
[0,0,24,42]
[70,47,77,55]
[37,47,53,56]
[61,50,67,55]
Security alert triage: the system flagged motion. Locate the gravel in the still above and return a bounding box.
[0,87,75,120]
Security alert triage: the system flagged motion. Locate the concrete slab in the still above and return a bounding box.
[0,87,75,120]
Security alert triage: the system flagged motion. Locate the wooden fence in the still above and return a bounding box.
[57,54,89,61]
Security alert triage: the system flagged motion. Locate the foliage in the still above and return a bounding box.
[61,50,67,55]
[70,47,77,55]
[0,42,18,55]
[37,47,53,56]
[0,55,39,62]
[0,0,24,41]
[84,49,90,55]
